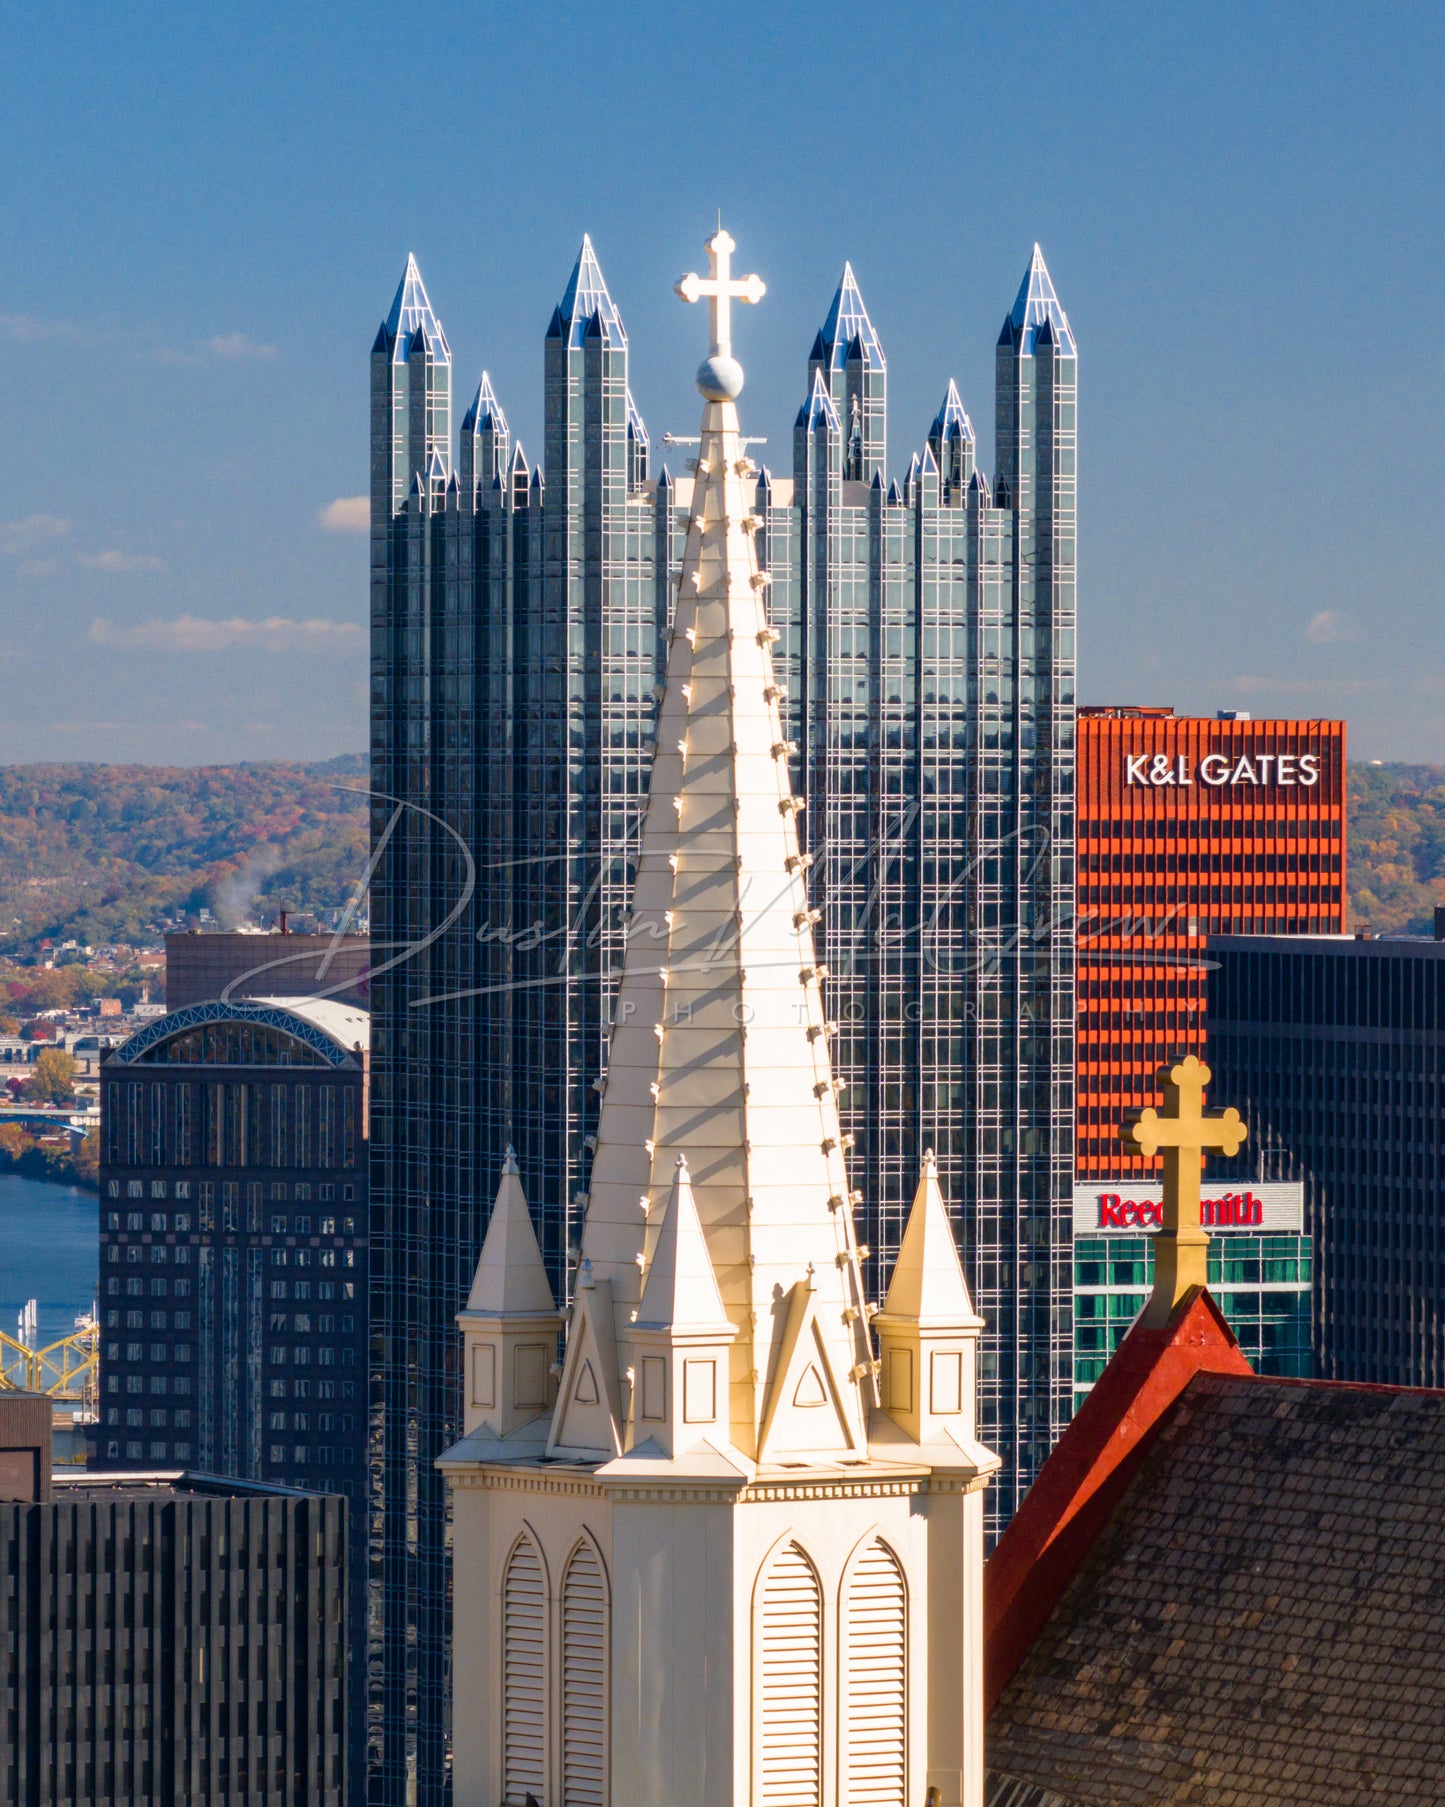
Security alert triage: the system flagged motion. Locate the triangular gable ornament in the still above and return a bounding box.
[547,1262,624,1461]
[757,1268,868,1461]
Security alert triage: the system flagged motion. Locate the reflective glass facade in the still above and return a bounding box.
[1207,935,1445,1387]
[97,1001,369,1790]
[1073,1231,1312,1408]
[369,241,1076,1801]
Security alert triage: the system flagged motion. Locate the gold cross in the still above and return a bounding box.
[674,227,765,359]
[1122,1054,1247,1326]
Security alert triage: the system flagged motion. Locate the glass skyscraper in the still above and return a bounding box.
[368,239,1075,1801]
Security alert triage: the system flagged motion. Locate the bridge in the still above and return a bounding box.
[0,1320,99,1409]
[0,1104,99,1132]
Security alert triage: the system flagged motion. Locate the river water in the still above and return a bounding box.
[0,1172,98,1349]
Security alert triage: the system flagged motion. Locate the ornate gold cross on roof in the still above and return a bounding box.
[1123,1054,1247,1327]
[675,225,765,375]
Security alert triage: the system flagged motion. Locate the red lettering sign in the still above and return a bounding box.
[1097,1190,1265,1230]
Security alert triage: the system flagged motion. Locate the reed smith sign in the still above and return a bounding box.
[1073,1181,1304,1236]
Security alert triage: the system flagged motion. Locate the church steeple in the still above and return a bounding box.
[577,225,873,1465]
[443,228,997,1807]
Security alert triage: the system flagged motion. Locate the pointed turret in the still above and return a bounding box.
[625,1157,738,1457]
[461,372,510,493]
[929,378,975,450]
[817,262,886,372]
[372,253,452,513]
[874,1151,987,1450]
[465,1148,555,1316]
[383,253,452,365]
[634,1158,733,1337]
[461,371,508,438]
[575,225,874,1466]
[1002,243,1075,357]
[796,365,841,433]
[458,1150,561,1438]
[810,262,887,480]
[556,233,627,348]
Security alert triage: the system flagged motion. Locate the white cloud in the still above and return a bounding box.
[151,332,279,367]
[77,549,167,573]
[0,313,95,344]
[1,513,70,555]
[88,614,365,653]
[205,332,278,363]
[319,496,369,533]
[2,314,274,364]
[1305,609,1349,643]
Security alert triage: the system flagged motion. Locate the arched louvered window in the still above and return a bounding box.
[561,1539,609,1807]
[841,1540,907,1807]
[757,1543,823,1807]
[502,1534,547,1806]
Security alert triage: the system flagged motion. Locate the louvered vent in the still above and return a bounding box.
[758,1544,823,1807]
[562,1540,609,1807]
[842,1541,907,1807]
[502,1536,547,1805]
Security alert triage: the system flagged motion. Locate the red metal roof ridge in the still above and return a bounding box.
[983,1286,1250,1715]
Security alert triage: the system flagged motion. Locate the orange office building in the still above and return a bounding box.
[1076,707,1347,1177]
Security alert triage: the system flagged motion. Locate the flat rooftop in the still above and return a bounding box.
[51,1469,323,1503]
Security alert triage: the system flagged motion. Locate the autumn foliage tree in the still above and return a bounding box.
[22,1048,79,1105]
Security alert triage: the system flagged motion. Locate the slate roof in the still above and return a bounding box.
[987,1371,1445,1806]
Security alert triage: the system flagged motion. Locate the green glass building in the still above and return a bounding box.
[1071,1179,1312,1407]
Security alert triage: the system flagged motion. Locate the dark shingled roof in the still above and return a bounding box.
[987,1371,1445,1806]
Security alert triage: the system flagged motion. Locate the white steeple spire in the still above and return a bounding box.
[577,224,873,1464]
[442,228,997,1807]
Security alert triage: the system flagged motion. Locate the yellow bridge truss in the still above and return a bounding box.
[0,1321,99,1408]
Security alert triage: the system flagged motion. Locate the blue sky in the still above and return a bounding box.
[2,1,1441,764]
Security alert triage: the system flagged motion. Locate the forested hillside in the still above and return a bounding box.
[0,757,368,953]
[0,758,1438,954]
[1347,763,1445,936]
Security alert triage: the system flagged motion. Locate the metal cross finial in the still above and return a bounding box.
[1123,1054,1247,1327]
[675,226,765,360]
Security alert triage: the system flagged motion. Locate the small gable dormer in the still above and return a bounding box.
[458,1149,560,1438]
[874,1151,985,1447]
[547,1261,625,1461]
[758,1266,867,1462]
[624,1156,738,1457]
